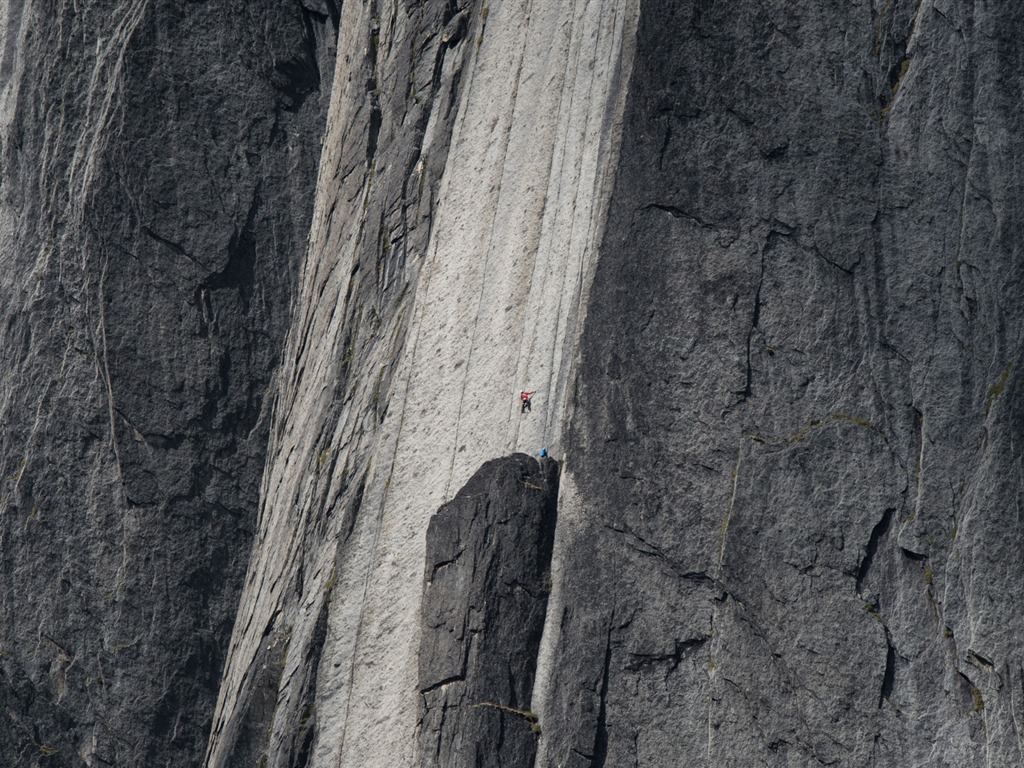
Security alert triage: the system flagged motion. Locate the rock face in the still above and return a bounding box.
[205,3,637,768]
[5,0,1024,766]
[419,454,558,768]
[536,2,1024,766]
[0,662,87,768]
[0,1,335,766]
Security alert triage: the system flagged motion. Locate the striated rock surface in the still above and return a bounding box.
[5,0,1024,766]
[535,1,1024,766]
[205,2,637,767]
[0,1,335,765]
[419,453,558,768]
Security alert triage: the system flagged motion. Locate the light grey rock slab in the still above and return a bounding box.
[206,2,639,767]
[418,453,558,768]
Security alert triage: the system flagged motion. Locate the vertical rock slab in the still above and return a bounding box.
[418,454,558,768]
[203,3,484,765]
[0,2,335,765]
[534,1,1024,766]
[0,662,87,768]
[206,3,639,767]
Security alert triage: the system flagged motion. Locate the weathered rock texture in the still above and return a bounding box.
[5,0,1024,766]
[536,1,1024,766]
[0,662,87,768]
[419,453,558,768]
[205,3,637,767]
[0,1,335,766]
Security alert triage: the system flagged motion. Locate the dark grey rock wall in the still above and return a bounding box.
[419,454,558,768]
[0,2,335,766]
[6,0,1024,765]
[201,2,485,765]
[0,662,87,768]
[543,0,1024,765]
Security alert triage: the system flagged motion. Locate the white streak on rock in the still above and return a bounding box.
[207,1,639,766]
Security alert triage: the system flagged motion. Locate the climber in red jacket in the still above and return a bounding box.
[520,391,536,413]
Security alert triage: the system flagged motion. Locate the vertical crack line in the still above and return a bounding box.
[657,118,672,170]
[592,621,613,767]
[856,507,894,595]
[718,446,743,569]
[879,627,896,708]
[705,609,717,763]
[706,691,714,765]
[912,408,925,518]
[740,249,766,400]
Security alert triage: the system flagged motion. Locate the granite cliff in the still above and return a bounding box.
[3,1,1024,766]
[0,1,337,764]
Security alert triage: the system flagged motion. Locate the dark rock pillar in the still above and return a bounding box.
[418,454,559,768]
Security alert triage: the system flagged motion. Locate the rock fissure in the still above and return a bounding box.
[738,249,766,401]
[590,622,614,768]
[879,627,896,708]
[856,507,895,595]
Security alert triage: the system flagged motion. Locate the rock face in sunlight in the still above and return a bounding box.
[4,0,1024,766]
[203,3,636,767]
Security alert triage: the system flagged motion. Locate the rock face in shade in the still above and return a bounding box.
[5,0,1024,766]
[418,454,558,768]
[0,2,335,766]
[534,2,1024,767]
[0,663,87,768]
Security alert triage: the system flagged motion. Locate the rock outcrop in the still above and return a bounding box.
[418,453,558,768]
[5,0,1024,766]
[205,3,636,767]
[0,2,335,765]
[536,2,1024,766]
